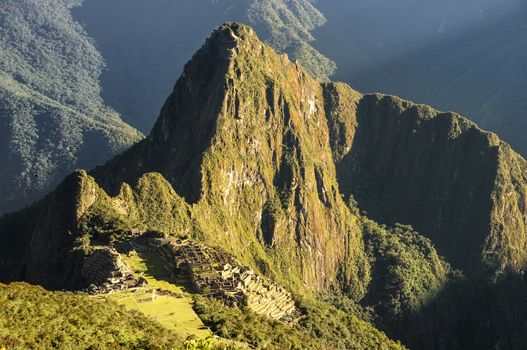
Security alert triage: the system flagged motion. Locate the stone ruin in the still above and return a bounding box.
[81,247,146,294]
[131,236,297,321]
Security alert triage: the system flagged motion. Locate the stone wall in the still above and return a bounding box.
[81,247,144,294]
[133,236,296,320]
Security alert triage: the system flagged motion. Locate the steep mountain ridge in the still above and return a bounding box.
[92,22,369,294]
[327,93,527,275]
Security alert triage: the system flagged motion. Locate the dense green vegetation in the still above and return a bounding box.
[361,218,450,327]
[1,0,101,113]
[194,296,405,350]
[0,0,141,214]
[0,282,183,349]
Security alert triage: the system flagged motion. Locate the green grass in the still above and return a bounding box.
[107,291,210,339]
[122,249,182,291]
[108,249,210,339]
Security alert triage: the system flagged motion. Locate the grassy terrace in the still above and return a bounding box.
[103,248,210,339]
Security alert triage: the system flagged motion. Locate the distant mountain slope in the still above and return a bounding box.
[313,0,527,156]
[375,12,527,156]
[74,0,335,132]
[0,0,142,214]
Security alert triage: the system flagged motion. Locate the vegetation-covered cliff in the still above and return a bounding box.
[90,23,369,296]
[330,93,527,276]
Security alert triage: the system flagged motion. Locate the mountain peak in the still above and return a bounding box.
[214,22,257,41]
[187,22,261,70]
[89,22,370,293]
[92,22,295,202]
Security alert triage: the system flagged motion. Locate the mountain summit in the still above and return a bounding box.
[91,22,370,294]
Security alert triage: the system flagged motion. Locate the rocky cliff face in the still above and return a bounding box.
[91,23,370,295]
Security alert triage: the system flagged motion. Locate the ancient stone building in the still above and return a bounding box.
[81,247,144,294]
[132,236,296,320]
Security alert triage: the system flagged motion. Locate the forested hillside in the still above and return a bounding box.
[0,283,183,349]
[0,0,142,214]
